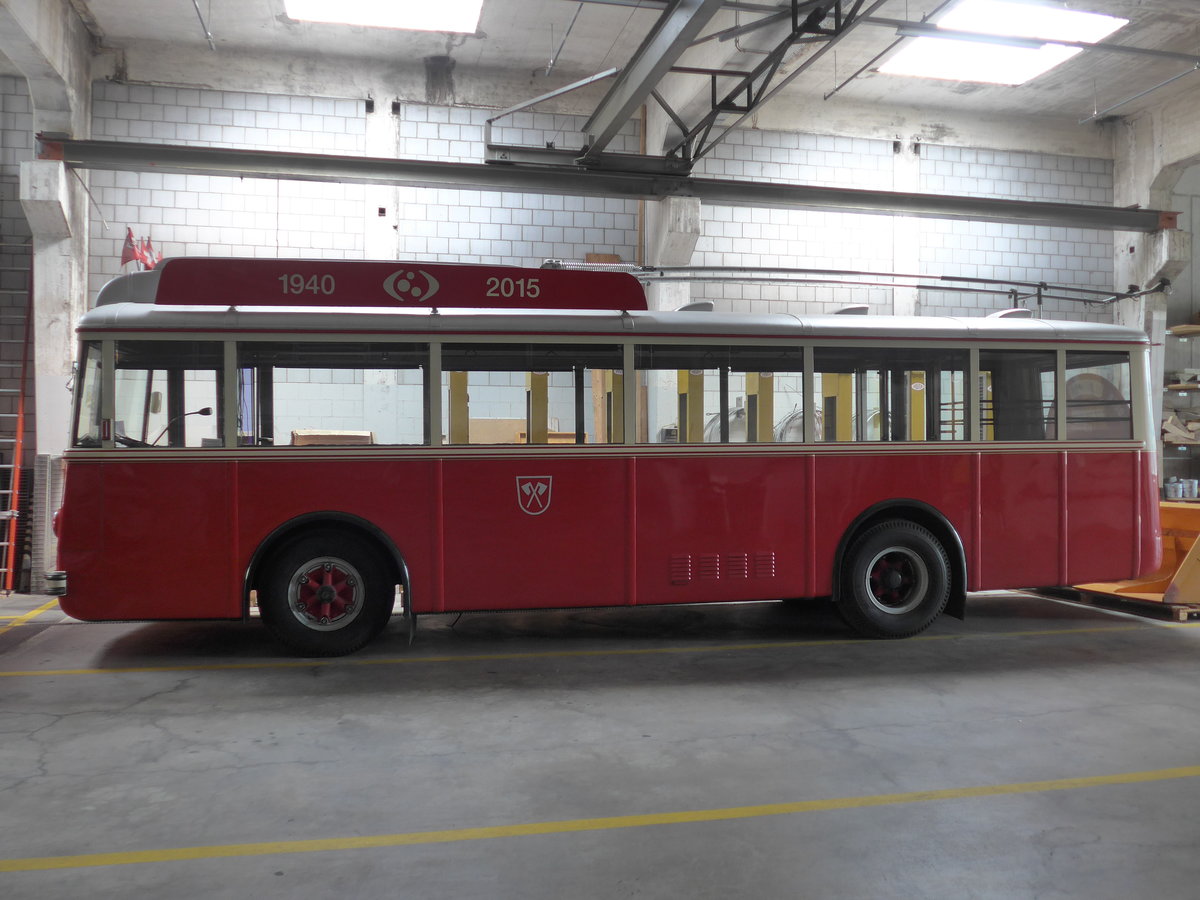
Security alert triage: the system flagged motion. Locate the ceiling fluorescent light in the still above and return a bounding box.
[879,0,1127,86]
[284,0,484,34]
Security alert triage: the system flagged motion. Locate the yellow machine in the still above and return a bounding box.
[1075,501,1200,612]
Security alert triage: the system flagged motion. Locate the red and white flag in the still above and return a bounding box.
[120,227,138,266]
[120,229,164,271]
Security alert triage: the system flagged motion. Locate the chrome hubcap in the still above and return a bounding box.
[287,556,364,632]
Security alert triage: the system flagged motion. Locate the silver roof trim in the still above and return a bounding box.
[76,302,1149,344]
[94,269,164,306]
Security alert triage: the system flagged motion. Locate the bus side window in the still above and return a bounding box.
[1065,351,1132,440]
[237,342,428,447]
[440,343,622,445]
[813,347,967,442]
[635,345,727,443]
[113,340,223,448]
[979,349,1057,441]
[730,346,805,442]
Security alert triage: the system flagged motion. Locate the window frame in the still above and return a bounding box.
[71,332,1146,452]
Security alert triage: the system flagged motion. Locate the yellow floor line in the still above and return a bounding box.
[0,623,1148,679]
[0,598,59,636]
[3,764,1199,873]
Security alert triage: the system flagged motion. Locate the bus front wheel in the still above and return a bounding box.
[260,532,394,656]
[837,520,950,638]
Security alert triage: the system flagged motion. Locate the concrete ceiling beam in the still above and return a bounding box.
[0,0,92,136]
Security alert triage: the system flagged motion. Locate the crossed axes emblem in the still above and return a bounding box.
[516,476,552,516]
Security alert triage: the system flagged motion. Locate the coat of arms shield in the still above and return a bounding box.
[516,476,553,516]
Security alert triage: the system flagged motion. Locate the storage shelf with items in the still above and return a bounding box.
[1163,325,1200,499]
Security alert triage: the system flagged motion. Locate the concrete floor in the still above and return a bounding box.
[3,592,1200,899]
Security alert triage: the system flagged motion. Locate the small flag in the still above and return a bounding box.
[120,227,137,265]
[141,237,163,270]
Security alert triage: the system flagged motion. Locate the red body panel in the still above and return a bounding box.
[977,453,1063,589]
[58,460,237,620]
[56,447,1161,623]
[634,454,809,603]
[439,456,629,610]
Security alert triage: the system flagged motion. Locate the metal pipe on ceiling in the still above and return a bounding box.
[545,3,585,77]
[1080,64,1200,124]
[41,137,1177,233]
[190,0,216,52]
[824,0,956,100]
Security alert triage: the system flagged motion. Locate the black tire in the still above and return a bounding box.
[259,531,395,656]
[836,519,950,638]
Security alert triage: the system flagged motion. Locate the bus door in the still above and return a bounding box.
[437,343,630,611]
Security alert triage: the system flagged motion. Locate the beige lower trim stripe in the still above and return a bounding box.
[3,765,1199,873]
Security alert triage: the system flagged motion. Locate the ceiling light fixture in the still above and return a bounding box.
[878,0,1127,86]
[283,0,484,34]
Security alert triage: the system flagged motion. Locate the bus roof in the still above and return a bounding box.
[78,296,1150,346]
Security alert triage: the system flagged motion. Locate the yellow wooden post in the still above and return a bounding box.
[591,369,606,443]
[679,369,704,442]
[526,372,548,444]
[605,370,625,442]
[748,373,775,442]
[449,371,469,444]
[822,373,854,441]
[909,371,926,441]
[980,372,995,441]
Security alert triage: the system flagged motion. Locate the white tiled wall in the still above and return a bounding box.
[917,145,1113,320]
[87,81,1115,320]
[691,131,1113,320]
[92,81,366,154]
[88,87,640,292]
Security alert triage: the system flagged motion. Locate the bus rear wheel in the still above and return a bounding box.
[837,520,950,638]
[260,532,394,656]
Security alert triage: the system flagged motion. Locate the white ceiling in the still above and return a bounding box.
[25,1,1200,128]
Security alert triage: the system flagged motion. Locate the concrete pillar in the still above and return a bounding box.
[3,0,93,590]
[644,195,701,311]
[1110,111,1200,481]
[19,160,79,457]
[363,96,401,260]
[639,101,698,311]
[5,0,93,455]
[891,140,922,316]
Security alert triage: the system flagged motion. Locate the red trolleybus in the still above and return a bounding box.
[55,258,1160,655]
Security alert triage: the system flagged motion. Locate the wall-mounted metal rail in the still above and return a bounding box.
[42,137,1178,233]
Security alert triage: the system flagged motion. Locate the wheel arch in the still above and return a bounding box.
[243,511,410,619]
[831,499,967,620]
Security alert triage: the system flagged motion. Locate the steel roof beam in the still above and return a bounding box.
[43,138,1177,233]
[580,0,726,162]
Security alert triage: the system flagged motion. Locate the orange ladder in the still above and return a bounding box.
[0,239,31,592]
